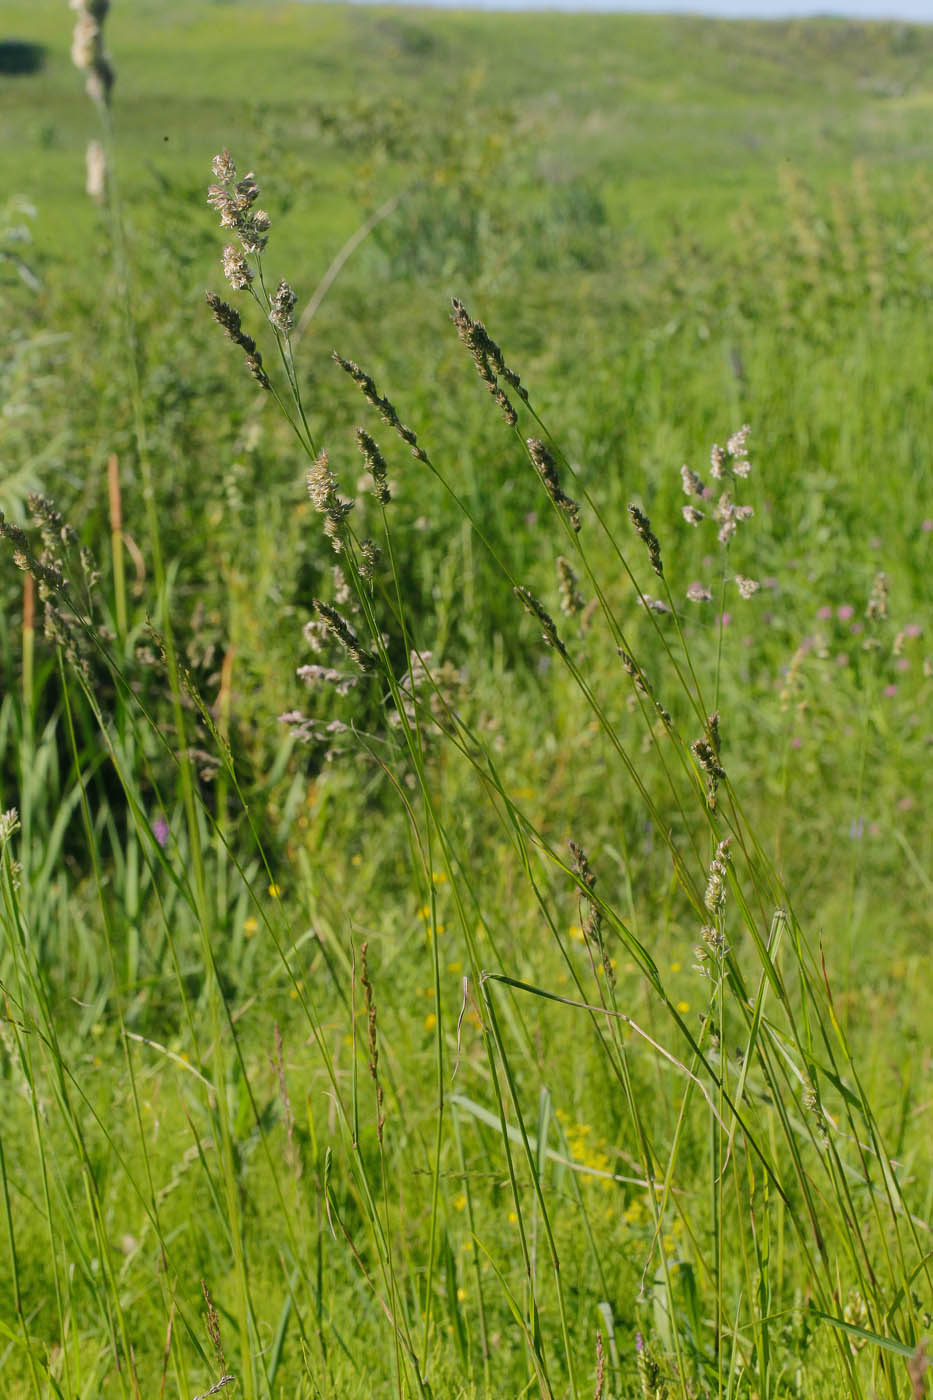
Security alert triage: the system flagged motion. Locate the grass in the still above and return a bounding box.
[0,2,931,1397]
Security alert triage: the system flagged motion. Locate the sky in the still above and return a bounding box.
[344,0,933,18]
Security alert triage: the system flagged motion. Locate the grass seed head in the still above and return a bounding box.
[680,464,706,497]
[556,556,585,616]
[205,291,270,389]
[704,837,731,916]
[221,243,253,291]
[70,1,114,106]
[451,296,528,425]
[628,504,663,577]
[334,354,427,460]
[313,599,375,671]
[359,538,380,580]
[528,439,581,531]
[866,570,888,621]
[514,584,567,656]
[269,279,297,333]
[356,428,391,504]
[307,450,354,552]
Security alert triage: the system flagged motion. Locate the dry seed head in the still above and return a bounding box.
[628,504,663,577]
[682,505,704,527]
[528,439,581,532]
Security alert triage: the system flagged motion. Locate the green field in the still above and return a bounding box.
[1,2,931,1397]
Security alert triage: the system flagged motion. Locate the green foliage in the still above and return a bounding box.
[0,4,931,1398]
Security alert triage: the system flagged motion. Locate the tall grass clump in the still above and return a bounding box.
[1,8,931,1397]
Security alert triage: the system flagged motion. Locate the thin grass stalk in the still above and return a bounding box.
[451,1105,492,1392]
[482,978,584,1400]
[106,452,127,638]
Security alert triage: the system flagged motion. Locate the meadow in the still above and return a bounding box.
[0,2,931,1396]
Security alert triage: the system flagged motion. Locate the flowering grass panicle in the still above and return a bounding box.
[306,450,354,552]
[628,504,663,577]
[710,424,752,481]
[514,584,567,656]
[556,555,585,616]
[691,735,725,809]
[358,538,380,580]
[296,662,358,695]
[694,921,729,977]
[269,280,297,334]
[360,942,386,1143]
[714,493,754,546]
[207,150,270,253]
[312,599,376,672]
[69,0,114,106]
[333,354,426,461]
[357,428,391,504]
[528,438,581,532]
[568,839,614,986]
[204,291,270,389]
[703,837,731,915]
[681,464,706,498]
[866,570,888,621]
[451,296,529,426]
[222,244,253,291]
[640,594,671,614]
